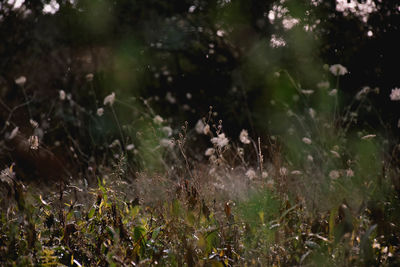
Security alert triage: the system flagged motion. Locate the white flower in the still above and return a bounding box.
[103,92,116,106]
[329,64,348,76]
[165,92,176,104]
[109,139,121,148]
[291,170,302,175]
[153,115,164,124]
[330,150,340,158]
[346,169,354,177]
[356,86,371,100]
[59,90,66,101]
[203,124,211,135]
[126,144,135,151]
[86,73,94,81]
[28,135,39,150]
[195,120,205,134]
[301,89,314,95]
[9,126,19,140]
[361,134,376,140]
[317,81,330,89]
[239,129,251,144]
[245,169,257,180]
[279,167,288,176]
[160,138,174,148]
[307,155,314,162]
[186,93,192,99]
[329,170,340,179]
[262,171,269,178]
[302,137,312,145]
[211,133,229,148]
[162,126,173,137]
[389,88,400,101]
[29,119,38,128]
[15,76,27,86]
[97,108,104,117]
[329,89,338,96]
[205,148,215,156]
[309,108,316,119]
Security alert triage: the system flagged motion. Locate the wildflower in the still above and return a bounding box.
[1,165,15,185]
[262,171,269,178]
[28,135,39,150]
[15,76,27,86]
[279,167,288,176]
[109,139,121,148]
[30,119,38,128]
[329,64,348,76]
[162,126,173,137]
[245,169,257,180]
[361,134,376,140]
[346,169,354,177]
[186,93,192,99]
[103,92,115,106]
[97,108,104,117]
[211,133,229,148]
[309,108,316,119]
[355,86,370,100]
[317,81,330,89]
[126,144,135,151]
[59,90,66,101]
[239,129,251,144]
[85,73,94,82]
[329,89,338,96]
[195,120,205,134]
[9,126,19,140]
[205,148,215,156]
[160,138,174,148]
[302,137,312,145]
[165,92,176,104]
[291,170,302,175]
[329,170,340,179]
[153,115,164,124]
[301,89,314,95]
[389,88,400,101]
[203,124,211,135]
[307,155,314,162]
[330,150,340,158]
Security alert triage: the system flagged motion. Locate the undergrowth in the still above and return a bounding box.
[1,65,400,266]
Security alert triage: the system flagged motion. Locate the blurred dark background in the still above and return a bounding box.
[1,0,399,176]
